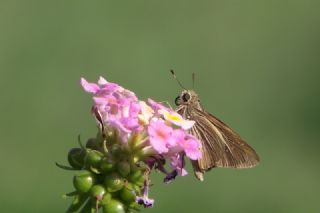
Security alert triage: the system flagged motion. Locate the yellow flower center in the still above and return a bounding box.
[166,113,182,122]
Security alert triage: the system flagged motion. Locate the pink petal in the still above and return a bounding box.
[169,129,184,146]
[184,138,202,160]
[98,76,108,85]
[147,120,172,154]
[93,94,118,105]
[80,78,100,93]
[181,120,195,130]
[170,154,188,176]
[147,99,167,111]
[108,119,131,133]
[149,136,169,154]
[100,83,121,94]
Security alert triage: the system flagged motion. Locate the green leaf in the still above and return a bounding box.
[55,162,80,171]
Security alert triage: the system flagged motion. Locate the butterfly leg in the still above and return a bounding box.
[191,160,204,181]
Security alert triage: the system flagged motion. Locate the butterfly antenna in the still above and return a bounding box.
[170,69,186,89]
[192,72,195,89]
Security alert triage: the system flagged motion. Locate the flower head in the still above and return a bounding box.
[75,76,202,212]
[81,77,142,141]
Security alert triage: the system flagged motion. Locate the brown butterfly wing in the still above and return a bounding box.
[178,106,259,180]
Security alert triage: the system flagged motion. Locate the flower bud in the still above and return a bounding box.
[127,169,143,183]
[128,202,141,211]
[73,171,96,193]
[119,186,136,204]
[116,161,131,177]
[135,175,145,187]
[100,158,115,173]
[85,150,104,168]
[104,129,118,145]
[101,192,112,205]
[68,148,85,169]
[110,144,122,159]
[128,133,145,150]
[86,138,100,150]
[132,184,141,193]
[102,199,125,213]
[104,173,124,192]
[90,184,106,199]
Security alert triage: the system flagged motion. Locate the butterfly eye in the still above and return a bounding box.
[175,96,180,106]
[182,93,191,102]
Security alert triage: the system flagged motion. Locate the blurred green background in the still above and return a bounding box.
[1,0,319,212]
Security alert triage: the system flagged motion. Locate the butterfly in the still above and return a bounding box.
[171,71,260,181]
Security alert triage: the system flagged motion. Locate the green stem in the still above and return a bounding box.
[79,198,97,213]
[66,193,89,213]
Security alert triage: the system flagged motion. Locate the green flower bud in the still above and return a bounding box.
[119,186,136,204]
[90,184,106,199]
[128,201,141,211]
[104,129,117,144]
[73,171,96,193]
[102,199,125,213]
[127,169,143,183]
[100,158,115,173]
[132,184,141,194]
[116,161,130,177]
[86,138,100,150]
[110,144,122,159]
[101,192,112,206]
[135,175,145,187]
[68,148,85,169]
[104,173,124,193]
[131,155,140,164]
[85,150,104,168]
[131,149,146,163]
[123,183,141,196]
[128,133,143,148]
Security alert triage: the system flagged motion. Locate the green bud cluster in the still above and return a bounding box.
[60,132,147,213]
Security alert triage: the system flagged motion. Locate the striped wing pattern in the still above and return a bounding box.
[177,105,259,180]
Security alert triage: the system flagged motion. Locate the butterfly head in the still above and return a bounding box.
[175,90,199,106]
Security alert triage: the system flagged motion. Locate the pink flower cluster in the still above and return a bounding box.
[81,77,202,176]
